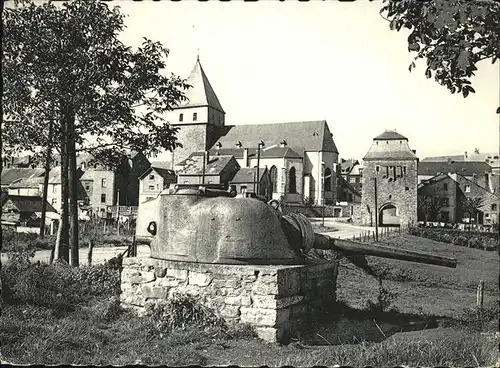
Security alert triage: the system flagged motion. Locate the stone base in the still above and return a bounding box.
[120,257,338,343]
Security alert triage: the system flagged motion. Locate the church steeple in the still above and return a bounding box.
[180,58,225,114]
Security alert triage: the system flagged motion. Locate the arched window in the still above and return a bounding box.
[270,166,278,193]
[324,167,332,191]
[289,166,296,194]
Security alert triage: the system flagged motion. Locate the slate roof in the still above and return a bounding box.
[3,195,57,213]
[418,161,492,176]
[341,159,359,174]
[8,177,43,189]
[374,130,408,141]
[139,166,177,181]
[1,168,45,186]
[421,155,464,162]
[230,168,267,183]
[207,146,302,159]
[215,120,338,155]
[177,154,238,176]
[179,59,225,113]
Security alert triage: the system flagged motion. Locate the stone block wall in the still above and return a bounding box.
[120,258,338,343]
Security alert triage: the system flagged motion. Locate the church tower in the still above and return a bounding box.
[164,57,225,166]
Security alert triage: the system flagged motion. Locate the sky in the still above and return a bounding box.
[22,0,500,161]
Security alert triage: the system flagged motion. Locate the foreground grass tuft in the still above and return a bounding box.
[267,330,499,367]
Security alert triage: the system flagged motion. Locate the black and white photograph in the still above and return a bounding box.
[1,0,499,366]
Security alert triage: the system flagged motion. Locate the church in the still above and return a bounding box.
[153,58,340,205]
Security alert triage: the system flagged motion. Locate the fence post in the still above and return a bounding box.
[88,239,94,265]
[476,280,484,309]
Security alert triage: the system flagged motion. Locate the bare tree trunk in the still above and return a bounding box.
[39,121,54,238]
[50,219,62,264]
[59,115,70,262]
[68,115,79,267]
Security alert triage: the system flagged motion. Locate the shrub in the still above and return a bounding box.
[1,253,121,312]
[145,293,228,337]
[452,235,468,247]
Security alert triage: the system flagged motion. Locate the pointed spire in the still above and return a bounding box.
[179,57,225,113]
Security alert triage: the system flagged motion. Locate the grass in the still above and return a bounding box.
[1,234,498,366]
[334,234,499,317]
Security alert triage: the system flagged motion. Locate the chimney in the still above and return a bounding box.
[447,157,452,164]
[464,151,468,159]
[280,139,287,148]
[243,148,249,168]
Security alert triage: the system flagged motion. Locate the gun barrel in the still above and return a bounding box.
[313,233,457,268]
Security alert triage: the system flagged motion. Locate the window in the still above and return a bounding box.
[207,180,213,184]
[51,198,57,206]
[179,113,183,122]
[101,194,106,203]
[101,178,107,188]
[240,185,247,194]
[324,168,332,191]
[485,213,490,218]
[288,166,297,193]
[358,168,363,176]
[403,166,407,176]
[441,211,449,222]
[349,176,356,184]
[148,185,155,190]
[443,198,449,206]
[348,194,353,202]
[465,185,471,193]
[52,185,57,193]
[443,183,448,191]
[183,181,189,184]
[405,186,409,191]
[492,204,498,211]
[193,112,197,121]
[376,166,380,173]
[85,184,90,191]
[149,175,155,180]
[270,166,278,193]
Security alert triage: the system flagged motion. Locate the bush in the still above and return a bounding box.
[452,235,468,247]
[1,253,121,312]
[145,293,228,337]
[1,228,55,252]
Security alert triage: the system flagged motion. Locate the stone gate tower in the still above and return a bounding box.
[162,57,225,166]
[358,130,418,227]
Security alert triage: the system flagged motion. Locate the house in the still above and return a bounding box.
[418,172,499,225]
[230,167,271,199]
[418,160,493,191]
[357,130,418,227]
[417,173,461,223]
[2,194,57,227]
[138,165,177,204]
[176,153,240,189]
[336,172,362,204]
[78,151,151,212]
[340,159,363,194]
[6,177,43,196]
[42,166,88,212]
[152,58,340,205]
[1,168,45,190]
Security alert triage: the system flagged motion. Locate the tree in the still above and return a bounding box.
[380,0,500,105]
[3,0,189,266]
[460,196,485,228]
[418,195,446,225]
